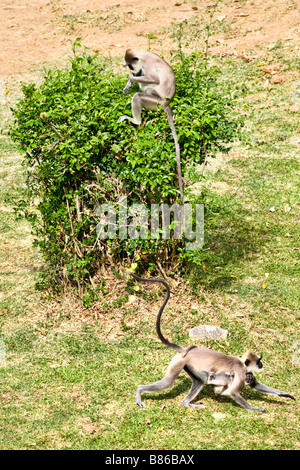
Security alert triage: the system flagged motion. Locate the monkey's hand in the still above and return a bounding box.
[123,78,132,95]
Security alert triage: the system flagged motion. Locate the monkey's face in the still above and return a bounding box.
[256,357,263,373]
[124,58,142,75]
[245,356,263,374]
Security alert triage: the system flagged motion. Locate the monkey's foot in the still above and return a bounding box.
[118,115,129,123]
[136,401,146,408]
[118,115,141,125]
[184,402,205,410]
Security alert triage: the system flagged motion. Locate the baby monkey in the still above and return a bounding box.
[131,274,295,412]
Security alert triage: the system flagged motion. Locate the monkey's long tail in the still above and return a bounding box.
[165,106,184,206]
[129,273,184,353]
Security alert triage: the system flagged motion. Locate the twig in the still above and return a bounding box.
[199,153,208,176]
[63,187,83,258]
[156,260,176,288]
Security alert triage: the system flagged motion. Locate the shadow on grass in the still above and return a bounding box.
[141,374,294,411]
[135,376,193,405]
[188,190,269,293]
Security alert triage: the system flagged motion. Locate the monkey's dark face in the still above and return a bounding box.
[124,49,143,75]
[244,355,263,373]
[125,58,141,75]
[257,357,263,370]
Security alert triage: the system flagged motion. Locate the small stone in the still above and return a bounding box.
[189,325,228,340]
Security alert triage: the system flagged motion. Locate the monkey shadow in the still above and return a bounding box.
[140,377,229,406]
[141,377,195,404]
[189,190,271,294]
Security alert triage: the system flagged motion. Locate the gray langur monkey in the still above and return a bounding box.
[118,49,184,205]
[131,273,295,412]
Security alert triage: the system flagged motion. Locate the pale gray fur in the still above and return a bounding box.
[119,49,184,204]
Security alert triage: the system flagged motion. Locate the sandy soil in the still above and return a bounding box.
[0,0,299,80]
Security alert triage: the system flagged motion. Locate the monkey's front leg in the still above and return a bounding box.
[183,378,205,410]
[229,391,266,413]
[123,73,157,95]
[123,77,132,95]
[221,382,266,412]
[129,73,159,86]
[250,377,295,400]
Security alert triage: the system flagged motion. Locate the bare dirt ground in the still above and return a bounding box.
[1,0,299,80]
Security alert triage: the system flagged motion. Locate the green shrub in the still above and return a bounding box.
[9,43,244,299]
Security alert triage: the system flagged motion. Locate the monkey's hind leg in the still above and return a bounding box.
[136,374,177,408]
[136,356,184,408]
[119,93,161,126]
